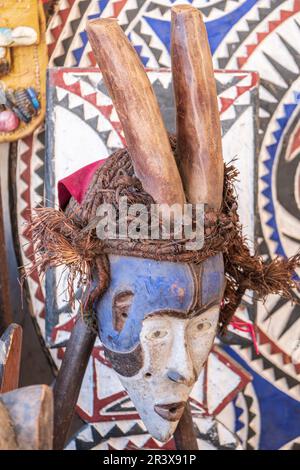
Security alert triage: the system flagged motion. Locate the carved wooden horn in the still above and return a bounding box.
[171,5,224,209]
[87,19,185,207]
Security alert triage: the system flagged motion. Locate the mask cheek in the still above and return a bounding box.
[103,344,144,377]
[188,323,218,375]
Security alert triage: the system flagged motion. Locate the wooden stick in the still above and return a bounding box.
[171,5,223,209]
[53,316,96,449]
[0,323,22,393]
[0,384,53,450]
[173,401,198,450]
[0,175,13,335]
[87,18,185,207]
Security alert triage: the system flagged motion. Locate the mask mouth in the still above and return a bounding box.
[154,402,185,421]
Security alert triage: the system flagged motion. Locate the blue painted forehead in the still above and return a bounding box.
[95,254,224,353]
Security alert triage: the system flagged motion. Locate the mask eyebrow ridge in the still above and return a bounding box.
[190,300,220,318]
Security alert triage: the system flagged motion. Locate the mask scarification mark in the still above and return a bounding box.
[189,263,202,312]
[104,344,144,377]
[112,290,134,332]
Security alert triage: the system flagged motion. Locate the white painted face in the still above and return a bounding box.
[118,305,220,442]
[96,254,224,441]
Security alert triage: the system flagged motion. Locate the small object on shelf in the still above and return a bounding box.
[0,85,7,105]
[0,48,10,77]
[0,61,10,78]
[0,28,12,47]
[0,109,19,132]
[11,105,31,124]
[26,87,40,110]
[0,26,38,47]
[0,0,47,142]
[5,88,32,123]
[4,88,15,104]
[15,88,36,118]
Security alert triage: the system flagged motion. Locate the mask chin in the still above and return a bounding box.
[142,415,178,443]
[117,373,188,443]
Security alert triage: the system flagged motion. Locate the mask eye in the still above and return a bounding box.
[146,329,168,341]
[112,290,134,332]
[196,321,212,334]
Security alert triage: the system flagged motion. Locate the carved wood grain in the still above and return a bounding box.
[171,5,223,209]
[0,323,22,393]
[87,18,185,207]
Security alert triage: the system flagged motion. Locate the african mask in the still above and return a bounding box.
[95,254,224,441]
[85,5,225,442]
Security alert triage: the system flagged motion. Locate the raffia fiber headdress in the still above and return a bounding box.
[29,136,300,332]
[28,9,300,332]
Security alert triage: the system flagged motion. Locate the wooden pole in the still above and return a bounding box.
[0,175,13,335]
[0,323,22,393]
[53,316,96,449]
[173,401,198,450]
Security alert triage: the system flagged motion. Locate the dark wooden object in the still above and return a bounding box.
[53,316,96,449]
[0,178,13,335]
[0,323,22,393]
[174,401,198,450]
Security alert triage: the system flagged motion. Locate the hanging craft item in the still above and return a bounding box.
[0,0,47,143]
[0,47,11,77]
[0,26,38,47]
[29,6,300,445]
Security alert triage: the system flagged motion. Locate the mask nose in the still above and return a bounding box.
[167,369,195,386]
[165,324,196,387]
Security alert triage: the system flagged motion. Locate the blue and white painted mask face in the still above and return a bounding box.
[94,253,225,442]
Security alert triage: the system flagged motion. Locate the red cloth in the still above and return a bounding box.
[58,158,106,209]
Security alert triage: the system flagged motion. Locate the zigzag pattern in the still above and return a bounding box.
[262,98,298,256]
[216,0,286,68]
[47,0,76,58]
[235,339,300,400]
[68,413,243,450]
[260,327,300,374]
[53,73,125,146]
[242,383,260,450]
[18,133,46,322]
[54,0,91,66]
[237,0,300,68]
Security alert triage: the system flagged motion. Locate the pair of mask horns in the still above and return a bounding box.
[87,4,223,211]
